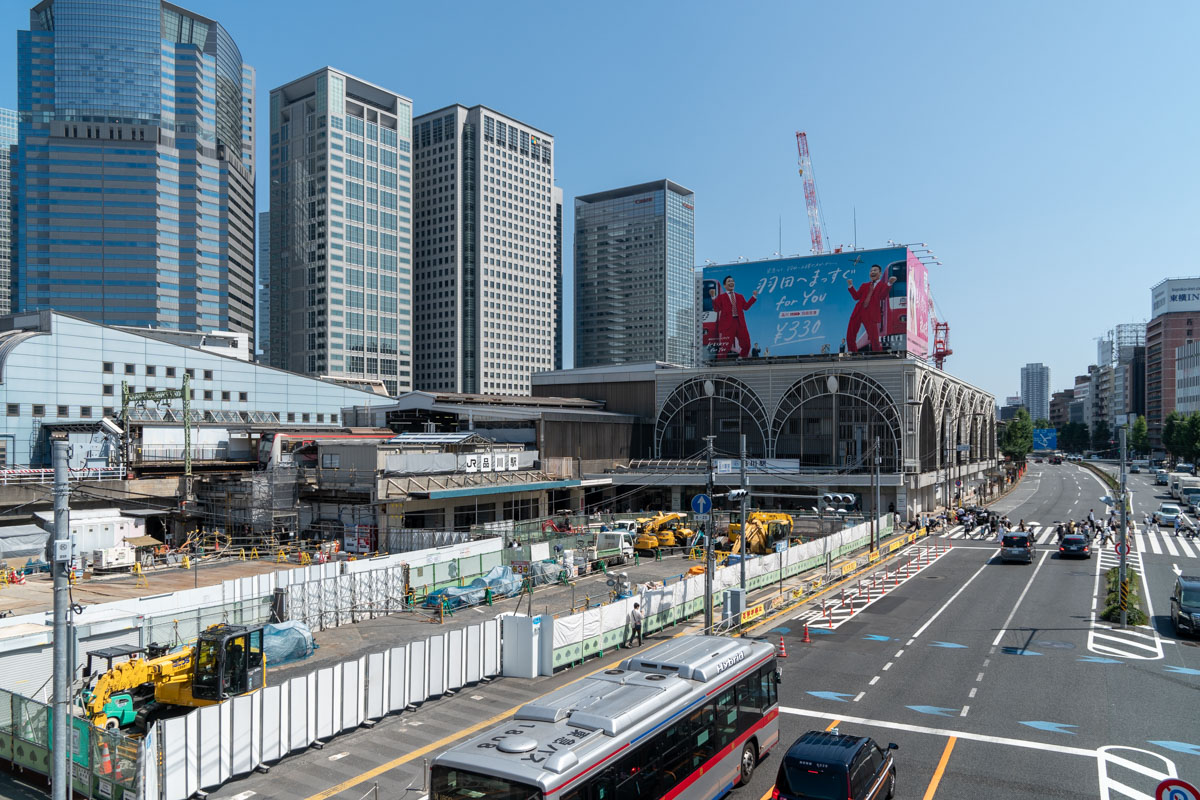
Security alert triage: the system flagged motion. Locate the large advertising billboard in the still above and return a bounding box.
[700,246,932,361]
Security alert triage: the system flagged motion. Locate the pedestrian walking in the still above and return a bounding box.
[1174,515,1182,537]
[627,602,644,648]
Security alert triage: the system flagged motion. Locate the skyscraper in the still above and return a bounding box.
[15,0,256,342]
[0,108,17,316]
[552,185,564,371]
[269,68,413,395]
[574,180,695,367]
[411,105,557,394]
[257,210,269,361]
[1020,362,1050,421]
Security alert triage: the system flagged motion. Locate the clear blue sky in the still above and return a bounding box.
[0,0,1195,401]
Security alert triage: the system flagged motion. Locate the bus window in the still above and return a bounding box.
[715,688,737,749]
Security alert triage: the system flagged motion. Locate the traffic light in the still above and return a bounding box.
[726,490,748,501]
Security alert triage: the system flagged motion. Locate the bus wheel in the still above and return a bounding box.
[739,740,757,784]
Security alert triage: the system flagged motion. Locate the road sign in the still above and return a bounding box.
[693,514,711,522]
[691,494,712,515]
[956,443,971,452]
[1115,541,1130,556]
[1157,778,1199,800]
[1033,428,1058,450]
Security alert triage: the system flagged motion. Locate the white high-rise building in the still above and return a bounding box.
[1020,362,1051,421]
[269,68,413,395]
[411,105,556,394]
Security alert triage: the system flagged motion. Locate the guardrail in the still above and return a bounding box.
[0,467,125,485]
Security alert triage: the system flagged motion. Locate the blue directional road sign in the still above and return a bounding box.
[1020,720,1077,735]
[1033,428,1058,451]
[691,494,712,515]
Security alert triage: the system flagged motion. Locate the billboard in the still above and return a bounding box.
[1151,278,1200,317]
[700,247,932,360]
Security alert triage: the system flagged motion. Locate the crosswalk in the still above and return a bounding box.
[934,523,1200,558]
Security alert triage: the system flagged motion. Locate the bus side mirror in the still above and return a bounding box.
[776,667,783,684]
[888,743,899,750]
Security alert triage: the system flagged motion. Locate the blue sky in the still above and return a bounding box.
[0,0,1195,401]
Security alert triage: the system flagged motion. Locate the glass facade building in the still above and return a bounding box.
[0,108,17,316]
[14,0,257,341]
[257,210,269,360]
[574,180,695,367]
[411,105,557,395]
[268,68,413,396]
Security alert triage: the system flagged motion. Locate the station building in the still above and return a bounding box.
[531,354,997,519]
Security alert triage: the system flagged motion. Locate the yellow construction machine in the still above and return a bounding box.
[728,512,794,556]
[83,623,266,730]
[633,512,694,552]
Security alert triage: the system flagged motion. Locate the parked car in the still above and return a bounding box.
[774,729,898,800]
[1058,534,1091,559]
[1001,533,1034,563]
[1170,575,1200,637]
[1155,503,1183,526]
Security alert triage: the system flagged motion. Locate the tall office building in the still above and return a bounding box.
[269,68,413,395]
[411,105,556,394]
[257,210,269,361]
[1020,362,1050,421]
[552,185,564,371]
[0,108,17,316]
[15,0,256,342]
[574,180,695,368]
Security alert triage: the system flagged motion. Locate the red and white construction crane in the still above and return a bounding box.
[932,320,953,369]
[795,131,829,255]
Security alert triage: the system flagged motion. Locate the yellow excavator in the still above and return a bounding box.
[83,623,266,730]
[728,512,795,556]
[633,512,694,552]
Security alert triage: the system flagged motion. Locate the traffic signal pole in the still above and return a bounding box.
[704,435,715,631]
[1119,426,1128,629]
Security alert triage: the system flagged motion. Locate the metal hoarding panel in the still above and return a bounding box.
[388,646,408,712]
[465,624,482,685]
[315,667,336,740]
[408,640,428,703]
[197,705,222,789]
[700,247,911,360]
[230,695,254,777]
[260,684,283,763]
[447,628,464,691]
[161,716,189,800]
[427,634,445,697]
[366,652,387,720]
[341,658,362,732]
[288,676,309,752]
[483,619,500,677]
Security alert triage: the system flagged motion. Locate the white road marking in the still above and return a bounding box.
[959,705,970,717]
[1096,745,1179,800]
[895,650,904,658]
[869,675,880,685]
[1162,534,1180,557]
[906,638,915,646]
[992,549,1051,646]
[780,706,1096,756]
[328,752,350,761]
[1146,530,1163,554]
[230,793,257,800]
[853,691,865,702]
[882,662,893,671]
[1134,533,1146,553]
[975,672,984,682]
[1177,537,1197,558]
[1173,563,1182,576]
[968,687,977,698]
[911,552,995,639]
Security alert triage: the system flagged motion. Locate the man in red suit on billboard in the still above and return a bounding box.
[710,275,758,358]
[845,264,895,353]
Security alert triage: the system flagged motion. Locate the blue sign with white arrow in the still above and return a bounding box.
[1147,741,1200,757]
[807,691,854,702]
[907,705,958,717]
[1021,721,1077,735]
[691,494,712,515]
[930,641,968,649]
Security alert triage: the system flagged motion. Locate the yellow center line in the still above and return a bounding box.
[922,736,957,800]
[825,718,841,731]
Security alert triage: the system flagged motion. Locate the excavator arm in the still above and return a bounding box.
[84,648,193,726]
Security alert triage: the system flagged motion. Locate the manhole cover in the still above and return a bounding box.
[923,575,944,580]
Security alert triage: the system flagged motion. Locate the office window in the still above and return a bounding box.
[317,413,325,423]
[185,368,195,379]
[204,390,213,401]
[57,405,69,417]
[238,392,248,402]
[330,414,338,424]
[146,366,156,376]
[166,367,176,378]
[79,406,92,419]
[103,407,115,418]
[6,404,17,417]
[222,391,231,402]
[287,413,296,422]
[124,364,136,375]
[204,370,214,380]
[302,413,311,422]
[103,362,114,374]
[32,405,44,418]
[103,384,114,396]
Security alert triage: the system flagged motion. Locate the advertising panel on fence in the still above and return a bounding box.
[700,246,933,360]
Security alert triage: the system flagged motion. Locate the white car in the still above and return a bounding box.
[1155,503,1182,526]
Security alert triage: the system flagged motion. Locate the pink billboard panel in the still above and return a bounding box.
[905,252,933,358]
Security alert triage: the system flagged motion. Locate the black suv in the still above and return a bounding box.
[1170,575,1200,637]
[774,729,897,800]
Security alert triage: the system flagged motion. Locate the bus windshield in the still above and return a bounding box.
[431,767,541,800]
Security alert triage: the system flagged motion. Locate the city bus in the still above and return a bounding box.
[431,635,780,800]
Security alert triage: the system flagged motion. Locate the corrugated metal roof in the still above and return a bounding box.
[387,432,491,444]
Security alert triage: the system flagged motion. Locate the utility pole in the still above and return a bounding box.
[704,435,716,632]
[1119,425,1129,629]
[873,436,881,551]
[739,434,748,591]
[51,439,70,800]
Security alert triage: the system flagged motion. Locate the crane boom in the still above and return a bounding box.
[795,131,827,255]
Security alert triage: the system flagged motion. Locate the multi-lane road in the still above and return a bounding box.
[740,461,1200,799]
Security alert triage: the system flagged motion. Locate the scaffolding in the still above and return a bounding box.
[190,467,299,549]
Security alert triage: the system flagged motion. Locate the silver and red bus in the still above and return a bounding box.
[432,635,780,800]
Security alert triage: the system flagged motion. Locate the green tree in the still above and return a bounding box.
[1058,421,1089,453]
[1130,415,1149,456]
[1186,412,1200,462]
[1033,418,1052,430]
[1001,408,1034,461]
[1091,419,1112,452]
[1164,411,1184,459]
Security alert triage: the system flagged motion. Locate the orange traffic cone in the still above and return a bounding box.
[778,635,788,658]
[802,623,811,643]
[111,752,125,783]
[98,742,113,776]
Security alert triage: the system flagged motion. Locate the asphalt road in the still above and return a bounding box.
[740,461,1200,799]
